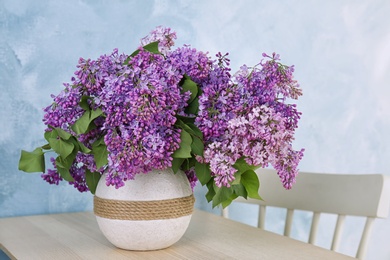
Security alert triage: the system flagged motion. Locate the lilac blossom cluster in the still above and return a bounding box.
[41,26,303,193]
[101,50,189,188]
[200,53,304,189]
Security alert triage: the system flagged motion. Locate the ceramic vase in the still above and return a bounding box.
[93,168,194,250]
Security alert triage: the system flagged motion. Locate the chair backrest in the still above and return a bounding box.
[222,169,390,260]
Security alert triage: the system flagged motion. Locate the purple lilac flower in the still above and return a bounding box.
[185,167,198,191]
[41,157,62,185]
[203,105,303,189]
[195,53,238,142]
[68,153,104,192]
[40,26,304,193]
[100,49,189,188]
[167,46,212,84]
[199,52,304,189]
[43,83,84,131]
[141,26,177,55]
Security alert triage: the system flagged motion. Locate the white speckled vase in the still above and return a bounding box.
[94,168,194,251]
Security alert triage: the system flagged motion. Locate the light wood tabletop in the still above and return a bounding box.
[0,209,355,260]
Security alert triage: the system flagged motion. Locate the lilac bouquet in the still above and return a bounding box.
[19,27,304,207]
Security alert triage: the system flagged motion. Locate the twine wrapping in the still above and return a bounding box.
[94,194,195,220]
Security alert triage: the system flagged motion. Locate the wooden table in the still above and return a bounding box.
[0,209,355,260]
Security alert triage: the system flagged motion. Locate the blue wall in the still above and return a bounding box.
[1,1,390,259]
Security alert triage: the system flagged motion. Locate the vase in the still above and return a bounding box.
[93,168,195,251]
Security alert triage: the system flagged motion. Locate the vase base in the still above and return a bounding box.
[96,213,193,251]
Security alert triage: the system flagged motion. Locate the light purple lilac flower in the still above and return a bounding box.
[199,52,304,189]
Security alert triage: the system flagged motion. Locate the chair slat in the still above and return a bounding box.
[258,205,266,229]
[331,214,346,251]
[309,212,321,244]
[356,217,375,260]
[222,208,229,218]
[284,209,294,236]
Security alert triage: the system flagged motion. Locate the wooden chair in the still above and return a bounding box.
[222,169,390,259]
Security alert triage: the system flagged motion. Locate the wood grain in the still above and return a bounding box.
[0,210,355,260]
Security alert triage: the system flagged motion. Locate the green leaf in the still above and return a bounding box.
[188,157,197,167]
[191,136,204,156]
[176,120,196,136]
[205,180,216,202]
[41,143,51,150]
[123,56,131,65]
[185,97,199,115]
[172,158,185,173]
[55,157,75,182]
[130,41,161,58]
[71,108,102,135]
[176,121,204,156]
[231,171,242,185]
[85,170,101,194]
[241,170,262,200]
[212,185,233,208]
[55,127,72,140]
[194,161,212,185]
[233,157,260,173]
[92,147,108,169]
[44,129,58,142]
[143,41,160,54]
[221,193,238,208]
[232,183,248,199]
[18,148,45,173]
[77,140,92,153]
[187,122,203,139]
[56,149,77,169]
[71,112,91,135]
[57,167,73,181]
[93,136,106,146]
[67,136,91,154]
[79,95,90,110]
[54,155,66,168]
[48,138,75,159]
[172,129,192,158]
[176,114,196,125]
[181,158,190,171]
[130,50,140,58]
[181,75,198,103]
[91,138,108,169]
[89,108,103,121]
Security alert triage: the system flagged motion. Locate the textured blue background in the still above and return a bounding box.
[1,0,389,259]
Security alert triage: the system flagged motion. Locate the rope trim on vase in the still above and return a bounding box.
[93,194,195,220]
